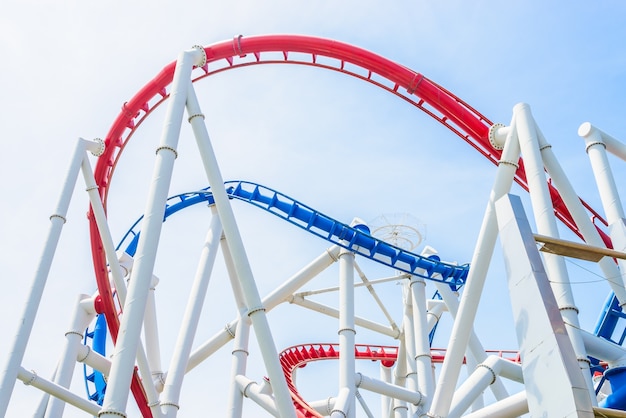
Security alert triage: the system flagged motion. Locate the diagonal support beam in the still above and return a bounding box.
[495,193,594,417]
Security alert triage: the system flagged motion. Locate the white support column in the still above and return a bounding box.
[45,294,95,417]
[99,46,204,418]
[578,122,626,294]
[400,284,418,407]
[335,248,356,418]
[161,206,223,417]
[463,391,528,418]
[495,193,594,417]
[185,81,296,418]
[514,103,595,400]
[391,338,408,418]
[380,361,393,418]
[0,137,98,416]
[81,157,161,415]
[429,118,520,417]
[409,275,434,414]
[228,316,251,418]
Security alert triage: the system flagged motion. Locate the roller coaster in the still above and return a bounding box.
[2,34,626,417]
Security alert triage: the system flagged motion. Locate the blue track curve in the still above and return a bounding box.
[118,180,469,286]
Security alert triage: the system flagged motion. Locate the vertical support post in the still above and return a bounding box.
[0,138,94,416]
[228,316,252,418]
[400,284,418,413]
[185,81,296,417]
[334,249,356,418]
[514,103,594,400]
[99,47,203,418]
[495,193,594,417]
[380,362,393,418]
[409,276,434,414]
[45,294,95,417]
[161,206,223,417]
[579,123,626,294]
[429,118,520,417]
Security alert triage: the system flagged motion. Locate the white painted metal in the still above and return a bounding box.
[45,294,94,417]
[234,375,280,417]
[579,122,626,163]
[448,355,522,418]
[99,47,203,418]
[228,316,252,418]
[186,246,341,372]
[161,207,223,417]
[513,103,595,400]
[17,367,101,416]
[0,138,95,416]
[185,80,296,418]
[429,116,520,417]
[534,124,626,303]
[495,193,594,417]
[336,248,357,418]
[462,391,528,418]
[81,143,162,415]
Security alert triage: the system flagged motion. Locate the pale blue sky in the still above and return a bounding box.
[1,1,626,416]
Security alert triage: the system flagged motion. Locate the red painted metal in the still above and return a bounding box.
[278,343,520,416]
[87,34,608,416]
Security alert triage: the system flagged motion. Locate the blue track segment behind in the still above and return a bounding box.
[117,180,469,287]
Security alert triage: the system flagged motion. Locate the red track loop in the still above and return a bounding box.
[88,35,608,416]
[278,343,521,417]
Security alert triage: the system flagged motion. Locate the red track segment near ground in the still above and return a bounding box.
[88,34,607,416]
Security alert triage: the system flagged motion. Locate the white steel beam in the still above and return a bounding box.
[429,116,520,417]
[0,138,100,416]
[495,193,594,417]
[185,80,296,417]
[99,46,204,418]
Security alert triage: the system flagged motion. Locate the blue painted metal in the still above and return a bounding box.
[83,314,107,405]
[117,181,470,286]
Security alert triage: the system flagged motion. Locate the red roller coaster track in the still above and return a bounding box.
[88,34,608,416]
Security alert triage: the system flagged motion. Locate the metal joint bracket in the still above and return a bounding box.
[156,145,178,159]
[476,363,497,385]
[191,45,207,67]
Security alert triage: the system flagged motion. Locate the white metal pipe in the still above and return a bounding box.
[45,294,94,418]
[380,360,393,418]
[400,285,418,403]
[187,245,341,371]
[76,344,111,375]
[578,122,625,223]
[516,104,594,400]
[82,154,162,415]
[331,387,352,418]
[433,281,509,400]
[17,367,101,416]
[580,328,626,367]
[290,296,400,338]
[410,276,435,410]
[354,262,400,334]
[228,316,252,418]
[186,82,295,418]
[426,299,446,333]
[161,208,223,418]
[463,391,528,418]
[144,278,164,388]
[355,390,375,418]
[356,372,423,405]
[535,124,626,304]
[234,375,279,417]
[308,397,336,416]
[391,336,408,418]
[0,138,92,416]
[579,122,626,162]
[100,47,202,418]
[449,355,522,417]
[429,118,520,417]
[338,249,356,418]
